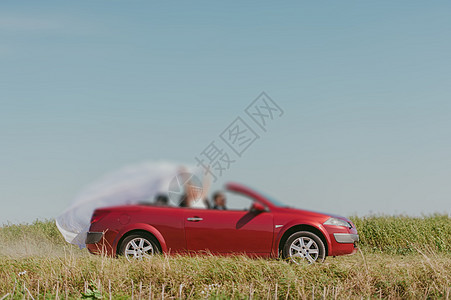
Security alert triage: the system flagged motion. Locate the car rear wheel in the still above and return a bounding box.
[119,232,160,261]
[282,231,326,264]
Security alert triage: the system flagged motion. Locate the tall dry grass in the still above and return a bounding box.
[0,216,450,299]
[350,214,451,254]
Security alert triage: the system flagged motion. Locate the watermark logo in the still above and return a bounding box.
[167,92,284,206]
[219,117,259,157]
[245,92,284,132]
[167,172,203,206]
[195,92,284,182]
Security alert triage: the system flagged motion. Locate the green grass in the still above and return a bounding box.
[350,214,451,254]
[0,216,450,299]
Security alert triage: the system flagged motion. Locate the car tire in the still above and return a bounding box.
[282,231,326,264]
[118,232,160,261]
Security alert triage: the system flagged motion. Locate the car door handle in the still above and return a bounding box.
[187,217,203,222]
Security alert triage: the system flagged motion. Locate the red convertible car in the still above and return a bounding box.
[86,183,359,263]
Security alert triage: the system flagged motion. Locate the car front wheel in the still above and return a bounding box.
[282,231,326,264]
[119,232,160,261]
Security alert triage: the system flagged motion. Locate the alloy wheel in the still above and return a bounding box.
[289,236,320,264]
[124,237,155,261]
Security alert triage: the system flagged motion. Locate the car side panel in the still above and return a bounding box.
[124,206,185,253]
[184,209,274,255]
[272,220,332,256]
[324,225,359,256]
[88,206,186,255]
[112,223,168,254]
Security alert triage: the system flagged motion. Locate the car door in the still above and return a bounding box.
[184,194,274,255]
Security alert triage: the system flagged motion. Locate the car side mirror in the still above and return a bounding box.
[251,202,266,212]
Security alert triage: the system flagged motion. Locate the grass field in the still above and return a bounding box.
[0,215,450,299]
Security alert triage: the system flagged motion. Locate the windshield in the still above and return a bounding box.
[258,190,288,207]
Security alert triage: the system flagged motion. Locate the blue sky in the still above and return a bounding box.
[1,1,450,223]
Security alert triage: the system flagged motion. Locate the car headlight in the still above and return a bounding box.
[324,217,351,228]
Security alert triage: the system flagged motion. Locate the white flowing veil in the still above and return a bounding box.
[55,161,196,248]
